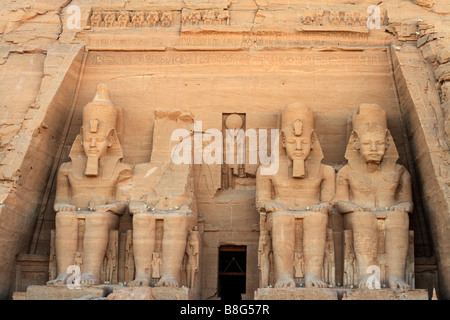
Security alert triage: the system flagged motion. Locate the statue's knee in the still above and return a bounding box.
[132,214,154,228]
[56,212,77,227]
[352,211,377,225]
[304,213,327,228]
[272,214,293,227]
[165,215,188,229]
[386,212,409,229]
[86,212,112,227]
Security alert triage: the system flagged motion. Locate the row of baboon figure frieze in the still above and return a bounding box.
[89,7,389,29]
[90,9,231,28]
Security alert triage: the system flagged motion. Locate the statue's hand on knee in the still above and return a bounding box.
[337,201,367,214]
[389,202,412,213]
[129,201,148,214]
[94,202,126,214]
[257,201,287,213]
[54,202,77,212]
[310,201,332,213]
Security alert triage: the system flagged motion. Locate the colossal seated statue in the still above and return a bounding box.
[128,110,198,289]
[335,104,413,289]
[48,83,132,286]
[256,103,335,289]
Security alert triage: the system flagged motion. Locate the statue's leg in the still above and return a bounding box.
[261,252,270,288]
[81,212,118,285]
[271,214,295,288]
[186,265,192,288]
[331,265,336,286]
[349,267,354,287]
[130,213,155,287]
[157,214,190,288]
[48,211,78,285]
[303,212,328,288]
[346,211,378,288]
[385,212,410,289]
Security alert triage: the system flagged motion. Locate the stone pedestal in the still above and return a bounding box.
[343,288,429,300]
[24,285,112,300]
[107,286,196,300]
[20,285,198,300]
[254,288,338,300]
[254,287,429,300]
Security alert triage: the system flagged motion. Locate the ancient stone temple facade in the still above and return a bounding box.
[0,0,448,300]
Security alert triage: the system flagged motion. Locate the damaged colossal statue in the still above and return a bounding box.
[335,104,413,289]
[256,103,335,288]
[129,110,199,289]
[48,83,132,286]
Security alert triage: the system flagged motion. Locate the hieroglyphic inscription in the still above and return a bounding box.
[86,51,388,68]
[177,32,385,47]
[87,32,392,50]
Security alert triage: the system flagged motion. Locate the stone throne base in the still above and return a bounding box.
[342,288,429,300]
[255,288,339,300]
[18,285,428,300]
[107,286,196,300]
[18,285,197,300]
[20,285,111,300]
[254,288,429,300]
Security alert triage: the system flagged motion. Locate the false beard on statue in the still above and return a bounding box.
[293,158,305,178]
[85,156,99,176]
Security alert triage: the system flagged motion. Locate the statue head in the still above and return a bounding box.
[354,122,388,164]
[348,104,395,165]
[280,103,318,178]
[80,83,120,176]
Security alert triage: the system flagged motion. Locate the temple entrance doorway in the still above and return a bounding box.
[218,246,246,301]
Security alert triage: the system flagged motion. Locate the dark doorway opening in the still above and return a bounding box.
[218,246,246,301]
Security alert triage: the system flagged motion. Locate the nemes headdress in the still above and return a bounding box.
[352,103,387,132]
[280,103,323,178]
[83,83,119,137]
[69,83,123,177]
[345,103,398,166]
[281,103,315,135]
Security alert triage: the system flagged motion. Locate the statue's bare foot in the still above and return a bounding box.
[275,274,295,288]
[157,275,179,287]
[80,273,100,286]
[358,275,370,289]
[389,277,411,290]
[47,273,70,286]
[305,274,327,288]
[129,274,150,287]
